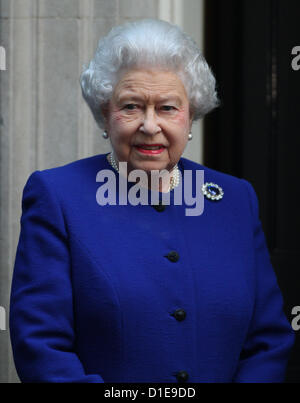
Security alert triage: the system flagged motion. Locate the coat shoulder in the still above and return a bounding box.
[179,156,257,215]
[25,153,110,188]
[39,153,109,177]
[179,156,248,190]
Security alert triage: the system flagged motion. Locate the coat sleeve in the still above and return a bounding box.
[9,170,104,383]
[233,180,295,383]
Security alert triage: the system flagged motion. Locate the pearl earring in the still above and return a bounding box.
[102,131,108,139]
[188,133,193,141]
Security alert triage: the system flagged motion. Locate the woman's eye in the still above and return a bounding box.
[161,105,175,111]
[124,104,138,110]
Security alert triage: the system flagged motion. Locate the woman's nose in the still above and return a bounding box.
[139,108,161,135]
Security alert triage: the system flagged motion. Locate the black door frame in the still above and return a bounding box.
[204,0,300,383]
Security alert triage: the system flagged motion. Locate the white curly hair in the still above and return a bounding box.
[80,18,219,129]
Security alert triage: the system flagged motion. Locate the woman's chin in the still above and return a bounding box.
[130,160,170,173]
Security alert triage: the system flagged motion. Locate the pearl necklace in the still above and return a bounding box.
[108,151,180,192]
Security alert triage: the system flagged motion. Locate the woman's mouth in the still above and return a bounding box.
[134,144,166,155]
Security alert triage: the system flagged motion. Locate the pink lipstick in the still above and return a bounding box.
[135,144,166,155]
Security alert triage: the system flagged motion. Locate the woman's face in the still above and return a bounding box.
[104,69,193,174]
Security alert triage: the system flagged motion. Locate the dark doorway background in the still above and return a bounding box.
[204,0,300,383]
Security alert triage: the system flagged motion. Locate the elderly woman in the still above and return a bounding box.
[10,19,294,383]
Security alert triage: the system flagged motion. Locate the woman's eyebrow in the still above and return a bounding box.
[117,93,183,104]
[117,93,144,103]
[156,96,182,105]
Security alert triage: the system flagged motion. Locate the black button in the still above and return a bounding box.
[165,251,179,262]
[176,370,189,383]
[173,309,186,322]
[153,203,165,212]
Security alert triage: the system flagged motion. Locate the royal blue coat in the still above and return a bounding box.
[10,153,295,383]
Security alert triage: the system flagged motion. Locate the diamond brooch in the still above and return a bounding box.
[202,182,224,201]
